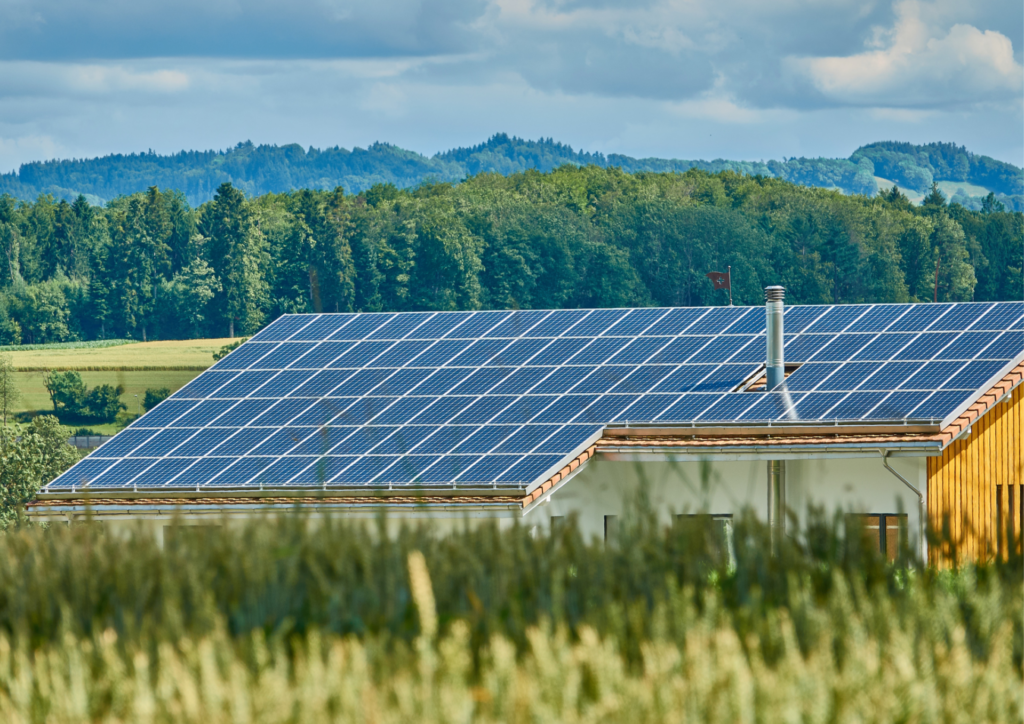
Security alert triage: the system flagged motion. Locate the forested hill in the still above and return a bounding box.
[1,135,1021,211]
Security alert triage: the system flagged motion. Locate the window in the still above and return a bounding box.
[677,514,735,567]
[847,514,907,562]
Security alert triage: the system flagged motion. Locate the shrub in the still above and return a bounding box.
[42,371,125,423]
[143,387,171,410]
[81,383,126,422]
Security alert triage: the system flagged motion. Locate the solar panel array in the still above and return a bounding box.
[47,301,1024,493]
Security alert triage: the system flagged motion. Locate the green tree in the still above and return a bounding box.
[143,387,170,411]
[932,213,977,302]
[0,415,77,528]
[0,353,19,429]
[42,371,86,416]
[82,384,125,422]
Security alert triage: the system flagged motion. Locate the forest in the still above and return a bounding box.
[0,165,1020,345]
[1,135,1021,210]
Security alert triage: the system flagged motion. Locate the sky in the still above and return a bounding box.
[0,0,1022,173]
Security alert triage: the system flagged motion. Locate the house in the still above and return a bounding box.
[29,291,1024,564]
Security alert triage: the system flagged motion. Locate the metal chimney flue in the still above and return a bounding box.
[765,286,785,391]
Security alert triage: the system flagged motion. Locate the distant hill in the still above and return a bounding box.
[1,134,1021,210]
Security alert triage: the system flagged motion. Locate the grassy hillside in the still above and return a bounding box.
[2,134,1020,210]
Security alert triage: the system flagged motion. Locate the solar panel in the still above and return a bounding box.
[49,302,1024,494]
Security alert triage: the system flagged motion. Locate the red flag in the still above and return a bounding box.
[706,270,730,290]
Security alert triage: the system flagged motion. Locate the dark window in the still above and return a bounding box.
[677,514,734,566]
[847,514,907,562]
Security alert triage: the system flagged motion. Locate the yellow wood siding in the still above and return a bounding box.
[927,383,1023,564]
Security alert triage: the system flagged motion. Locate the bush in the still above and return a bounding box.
[0,415,77,527]
[81,383,126,422]
[143,387,171,411]
[42,371,125,423]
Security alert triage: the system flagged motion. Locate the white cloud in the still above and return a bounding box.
[0,62,190,97]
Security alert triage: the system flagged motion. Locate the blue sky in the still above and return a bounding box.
[0,0,1021,173]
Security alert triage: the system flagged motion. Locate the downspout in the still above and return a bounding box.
[880,450,926,564]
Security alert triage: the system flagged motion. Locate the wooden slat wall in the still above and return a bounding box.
[928,383,1023,565]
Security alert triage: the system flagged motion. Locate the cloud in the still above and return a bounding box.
[788,0,1024,108]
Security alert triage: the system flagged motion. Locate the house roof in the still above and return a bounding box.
[39,302,1024,502]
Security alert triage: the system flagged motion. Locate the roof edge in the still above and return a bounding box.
[938,358,1024,448]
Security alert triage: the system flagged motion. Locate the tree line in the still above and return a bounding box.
[0,166,1020,344]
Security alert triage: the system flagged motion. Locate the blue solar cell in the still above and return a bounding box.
[288,370,356,397]
[484,338,549,365]
[529,338,591,366]
[482,310,551,338]
[909,390,972,420]
[449,396,516,424]
[942,360,1009,390]
[253,456,316,486]
[575,394,638,423]
[420,456,485,483]
[366,312,435,340]
[250,342,318,369]
[649,337,712,363]
[784,306,832,334]
[214,398,277,425]
[610,366,675,393]
[448,367,515,395]
[816,362,880,391]
[86,458,156,488]
[934,332,997,360]
[497,455,564,484]
[413,426,482,454]
[725,311,766,335]
[813,335,876,361]
[250,315,315,342]
[782,363,841,391]
[687,307,750,335]
[447,311,512,338]
[978,331,1024,360]
[573,366,636,394]
[333,398,393,426]
[46,457,118,489]
[372,368,434,395]
[524,309,591,337]
[657,394,720,421]
[289,427,359,456]
[413,339,474,366]
[858,362,923,390]
[170,399,239,427]
[612,394,680,421]
[729,336,769,363]
[531,366,595,394]
[483,368,547,395]
[288,315,357,341]
[370,426,438,454]
[606,308,669,336]
[791,392,848,419]
[326,426,392,455]
[371,396,438,425]
[448,339,512,366]
[697,394,760,421]
[408,312,474,339]
[850,333,916,361]
[210,342,276,370]
[893,332,959,361]
[927,303,994,331]
[173,372,238,399]
[900,361,965,390]
[173,457,238,488]
[413,396,478,424]
[568,337,632,364]
[212,371,277,398]
[288,398,353,426]
[803,305,867,333]
[286,341,356,368]
[827,391,890,419]
[532,395,596,423]
[643,307,710,336]
[327,341,394,367]
[845,305,910,332]
[250,370,318,397]
[973,302,1024,330]
[129,457,196,487]
[94,429,158,457]
[863,391,931,420]
[887,304,951,332]
[453,426,520,453]
[174,428,239,457]
[569,309,630,336]
[371,340,433,366]
[288,456,359,485]
[329,369,394,396]
[333,456,398,484]
[689,336,756,364]
[692,365,757,392]
[328,314,394,340]
[458,454,522,483]
[783,334,836,362]
[738,391,803,421]
[494,425,560,453]
[249,399,317,428]
[652,365,717,393]
[210,427,276,456]
[491,396,558,424]
[251,427,315,455]
[205,456,278,486]
[412,368,475,394]
[606,337,670,364]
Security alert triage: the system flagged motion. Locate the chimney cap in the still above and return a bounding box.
[764,286,785,302]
